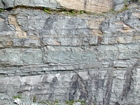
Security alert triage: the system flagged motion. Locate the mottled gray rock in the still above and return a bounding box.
[114,3,125,11]
[113,0,124,5]
[100,9,140,34]
[1,0,60,9]
[13,38,40,47]
[113,59,138,68]
[14,9,93,36]
[0,5,140,105]
[0,49,42,65]
[44,51,97,64]
[2,0,15,8]
[15,0,60,9]
[0,13,10,32]
[113,0,130,11]
[0,0,4,8]
[0,0,138,13]
[0,0,114,13]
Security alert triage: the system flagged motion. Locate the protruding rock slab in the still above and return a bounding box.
[0,0,113,13]
[0,0,60,9]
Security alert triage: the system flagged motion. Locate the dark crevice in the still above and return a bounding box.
[103,70,113,105]
[121,67,134,100]
[130,0,139,3]
[69,73,88,101]
[1,0,5,9]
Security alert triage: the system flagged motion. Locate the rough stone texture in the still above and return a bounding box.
[0,0,114,13]
[0,2,140,105]
[113,0,140,11]
[113,0,125,11]
[0,0,3,8]
[0,0,60,9]
[56,0,113,13]
[0,0,139,13]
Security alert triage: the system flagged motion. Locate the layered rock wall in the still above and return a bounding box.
[0,0,140,105]
[0,0,113,13]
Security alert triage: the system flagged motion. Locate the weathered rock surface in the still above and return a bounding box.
[0,0,114,13]
[0,0,139,13]
[0,0,61,9]
[113,0,140,11]
[0,2,140,105]
[56,0,113,13]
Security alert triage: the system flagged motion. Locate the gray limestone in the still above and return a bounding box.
[0,0,133,12]
[0,49,42,65]
[0,2,140,105]
[0,0,60,9]
[0,0,4,8]
[113,0,129,11]
[113,0,124,5]
[114,3,125,11]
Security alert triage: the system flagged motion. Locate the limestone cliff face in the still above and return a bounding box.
[0,0,113,13]
[0,0,140,105]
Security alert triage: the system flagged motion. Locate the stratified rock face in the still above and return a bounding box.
[0,2,140,105]
[0,8,140,105]
[0,0,113,13]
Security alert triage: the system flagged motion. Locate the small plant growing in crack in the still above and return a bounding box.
[44,8,52,14]
[0,8,4,12]
[13,95,22,99]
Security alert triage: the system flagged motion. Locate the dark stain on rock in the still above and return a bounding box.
[69,74,88,101]
[121,67,133,100]
[103,71,113,105]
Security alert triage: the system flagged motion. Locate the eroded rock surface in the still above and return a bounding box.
[56,0,113,13]
[0,2,140,105]
[0,0,114,13]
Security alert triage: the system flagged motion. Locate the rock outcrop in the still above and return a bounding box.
[0,0,140,105]
[0,0,113,13]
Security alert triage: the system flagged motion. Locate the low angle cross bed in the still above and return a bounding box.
[0,0,140,105]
